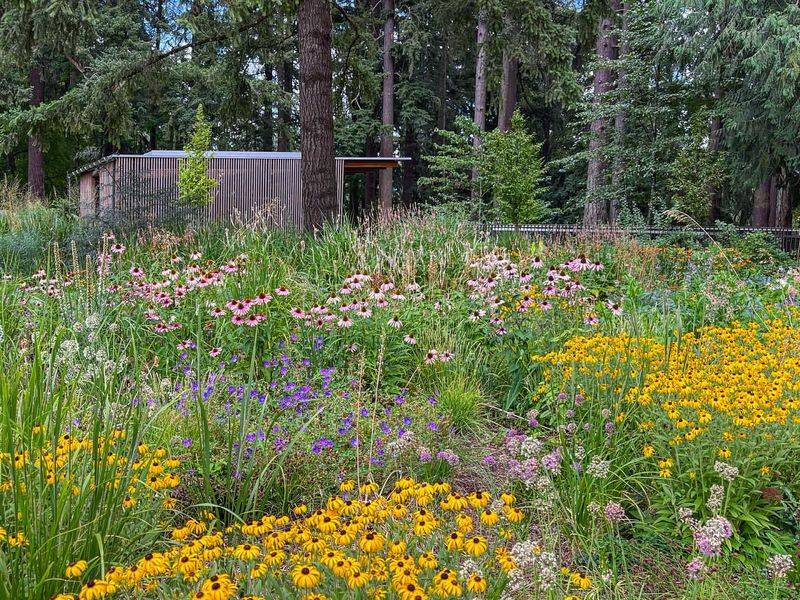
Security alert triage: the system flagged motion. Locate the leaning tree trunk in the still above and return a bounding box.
[27,64,45,199]
[298,0,337,231]
[471,10,488,203]
[378,0,395,217]
[583,5,619,227]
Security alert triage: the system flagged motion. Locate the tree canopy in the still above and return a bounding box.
[1,0,798,227]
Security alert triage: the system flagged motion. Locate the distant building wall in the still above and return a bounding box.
[77,155,347,229]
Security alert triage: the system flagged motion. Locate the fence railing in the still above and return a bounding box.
[484,223,800,254]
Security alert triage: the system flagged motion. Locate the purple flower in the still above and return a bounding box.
[311,437,334,454]
[182,438,193,448]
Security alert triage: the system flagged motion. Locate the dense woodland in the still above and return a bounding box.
[1,0,800,227]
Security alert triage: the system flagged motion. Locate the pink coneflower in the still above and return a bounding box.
[245,314,262,327]
[440,350,454,362]
[606,300,623,316]
[326,293,341,305]
[290,307,305,319]
[228,300,250,316]
[390,293,406,301]
[387,315,402,329]
[375,298,389,308]
[424,349,439,364]
[356,304,372,318]
[369,288,385,301]
[380,282,395,292]
[584,315,599,325]
[339,285,352,295]
[532,256,543,268]
[405,282,420,292]
[209,347,221,357]
[404,334,417,345]
[190,252,202,260]
[468,309,485,321]
[210,307,225,318]
[540,301,552,311]
[253,292,272,304]
[231,315,246,326]
[338,315,353,328]
[110,243,125,254]
[130,266,144,278]
[275,285,290,296]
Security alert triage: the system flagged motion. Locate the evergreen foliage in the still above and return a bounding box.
[177,105,216,207]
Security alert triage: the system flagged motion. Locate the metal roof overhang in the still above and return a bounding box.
[340,157,410,173]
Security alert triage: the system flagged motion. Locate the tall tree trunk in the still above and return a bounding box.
[27,64,45,199]
[298,0,337,230]
[262,63,275,151]
[583,3,619,226]
[277,59,292,151]
[401,123,417,206]
[610,1,629,224]
[437,34,448,130]
[768,174,779,227]
[149,0,164,151]
[364,134,378,214]
[379,0,395,216]
[471,10,488,204]
[498,53,518,132]
[752,176,771,227]
[707,84,724,225]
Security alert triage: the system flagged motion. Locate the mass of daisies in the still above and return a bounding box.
[1,214,800,599]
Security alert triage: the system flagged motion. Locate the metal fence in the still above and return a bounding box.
[484,223,800,254]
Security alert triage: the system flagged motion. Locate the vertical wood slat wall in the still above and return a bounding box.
[94,156,346,229]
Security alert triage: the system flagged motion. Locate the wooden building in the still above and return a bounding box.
[70,151,406,228]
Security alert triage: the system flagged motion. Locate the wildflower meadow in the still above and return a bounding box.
[1,209,799,599]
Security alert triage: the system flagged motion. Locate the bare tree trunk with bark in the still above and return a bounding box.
[27,64,45,199]
[437,35,448,130]
[752,176,772,227]
[583,3,619,226]
[298,0,337,231]
[277,59,293,151]
[379,0,395,216]
[401,124,417,206]
[707,84,724,225]
[498,52,518,132]
[471,10,488,203]
[610,1,629,224]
